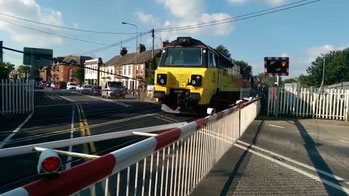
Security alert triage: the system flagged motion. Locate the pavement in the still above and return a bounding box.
[0,88,194,193]
[192,118,349,196]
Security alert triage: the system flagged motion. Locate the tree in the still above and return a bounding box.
[17,65,30,79]
[145,57,160,85]
[0,62,14,79]
[306,48,349,87]
[282,78,297,84]
[215,45,232,61]
[256,73,277,87]
[234,60,252,76]
[73,68,84,85]
[297,74,312,87]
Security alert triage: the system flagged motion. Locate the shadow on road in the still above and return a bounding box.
[220,120,264,196]
[293,119,346,195]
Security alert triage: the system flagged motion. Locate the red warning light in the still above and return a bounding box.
[42,156,61,172]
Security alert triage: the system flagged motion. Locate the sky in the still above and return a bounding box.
[0,0,348,78]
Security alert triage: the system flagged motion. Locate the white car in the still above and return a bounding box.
[67,82,77,90]
[80,84,92,94]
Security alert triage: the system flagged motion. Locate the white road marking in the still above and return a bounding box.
[233,143,349,194]
[85,95,132,108]
[236,140,349,185]
[47,95,57,100]
[268,124,286,129]
[0,113,33,148]
[66,106,75,169]
[59,96,75,102]
[339,140,349,144]
[154,114,178,123]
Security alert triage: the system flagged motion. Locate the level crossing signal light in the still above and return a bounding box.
[264,57,289,76]
[37,149,62,176]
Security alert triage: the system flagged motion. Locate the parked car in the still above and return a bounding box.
[34,82,44,89]
[53,82,66,90]
[79,84,92,94]
[90,86,102,96]
[50,82,55,88]
[46,83,51,87]
[102,81,126,99]
[76,85,82,90]
[67,82,77,90]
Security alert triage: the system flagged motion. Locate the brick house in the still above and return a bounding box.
[39,66,51,82]
[102,48,161,90]
[51,55,92,84]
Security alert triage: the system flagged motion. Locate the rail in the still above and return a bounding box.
[3,98,260,196]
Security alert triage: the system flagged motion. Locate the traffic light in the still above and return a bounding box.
[264,57,289,76]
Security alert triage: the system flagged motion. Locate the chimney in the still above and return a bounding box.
[162,40,169,48]
[120,47,128,56]
[138,44,146,53]
[98,57,103,65]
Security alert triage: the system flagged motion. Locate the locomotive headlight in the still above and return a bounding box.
[191,75,202,86]
[157,74,167,85]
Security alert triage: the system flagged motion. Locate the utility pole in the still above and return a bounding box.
[0,41,3,63]
[320,58,326,90]
[151,29,155,59]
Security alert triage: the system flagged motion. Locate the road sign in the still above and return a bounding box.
[264,57,289,76]
[23,47,53,66]
[23,47,53,79]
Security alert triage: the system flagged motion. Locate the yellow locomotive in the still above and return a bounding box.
[154,37,252,114]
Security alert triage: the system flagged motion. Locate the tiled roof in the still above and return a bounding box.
[105,49,161,66]
[61,55,93,66]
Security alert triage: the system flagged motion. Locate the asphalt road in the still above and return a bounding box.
[192,118,349,195]
[0,88,195,193]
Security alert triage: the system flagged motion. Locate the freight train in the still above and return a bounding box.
[154,37,253,114]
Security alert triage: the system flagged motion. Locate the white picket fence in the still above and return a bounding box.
[267,87,349,121]
[1,79,34,115]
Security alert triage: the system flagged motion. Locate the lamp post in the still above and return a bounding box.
[121,22,138,64]
[320,57,326,93]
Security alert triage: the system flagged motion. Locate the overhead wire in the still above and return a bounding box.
[155,0,321,32]
[0,12,136,35]
[0,19,107,45]
[82,31,151,54]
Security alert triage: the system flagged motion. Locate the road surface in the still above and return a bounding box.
[0,89,194,193]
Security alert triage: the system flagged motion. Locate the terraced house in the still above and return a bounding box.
[100,46,161,90]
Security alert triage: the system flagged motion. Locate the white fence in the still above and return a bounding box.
[3,98,261,196]
[267,87,349,121]
[1,79,34,115]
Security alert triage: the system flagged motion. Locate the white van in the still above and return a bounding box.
[102,81,126,99]
[67,82,77,90]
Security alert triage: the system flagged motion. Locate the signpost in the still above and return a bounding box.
[264,57,290,116]
[23,47,53,80]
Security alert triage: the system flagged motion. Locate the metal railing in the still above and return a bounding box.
[3,98,260,196]
[267,87,349,121]
[1,79,34,115]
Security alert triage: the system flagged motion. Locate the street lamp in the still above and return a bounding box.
[121,21,138,64]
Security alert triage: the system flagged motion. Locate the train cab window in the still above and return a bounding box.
[208,52,217,68]
[161,48,203,67]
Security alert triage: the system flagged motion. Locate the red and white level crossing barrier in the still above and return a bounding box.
[3,98,261,196]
